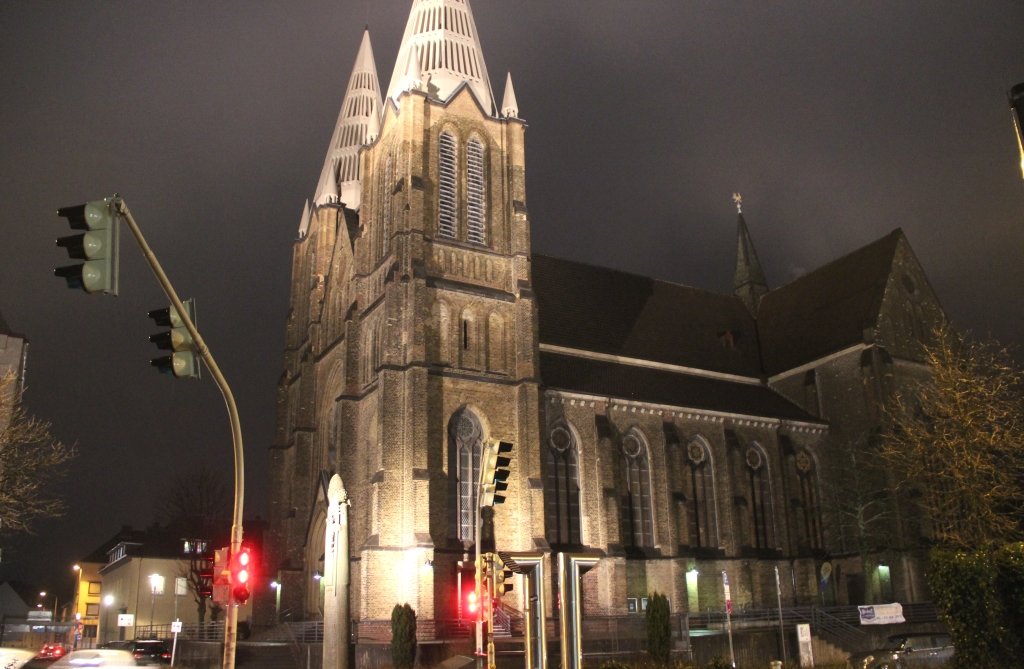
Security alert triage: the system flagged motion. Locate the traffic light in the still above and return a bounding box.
[479,440,513,505]
[198,551,214,599]
[55,198,119,295]
[457,561,477,620]
[493,554,514,600]
[148,299,200,378]
[229,545,256,605]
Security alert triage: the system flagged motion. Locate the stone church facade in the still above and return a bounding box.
[265,0,944,636]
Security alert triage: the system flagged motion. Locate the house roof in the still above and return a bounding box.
[532,254,762,377]
[758,229,902,374]
[539,351,822,423]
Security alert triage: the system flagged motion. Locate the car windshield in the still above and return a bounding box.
[883,637,907,651]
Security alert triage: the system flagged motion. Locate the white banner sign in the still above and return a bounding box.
[117,614,134,627]
[858,603,905,625]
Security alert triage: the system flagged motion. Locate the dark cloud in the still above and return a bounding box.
[1,1,1021,588]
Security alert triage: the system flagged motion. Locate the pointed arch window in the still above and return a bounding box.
[380,153,394,257]
[545,423,581,547]
[438,132,458,238]
[621,430,654,549]
[449,410,483,542]
[683,437,718,549]
[466,138,486,244]
[745,443,775,550]
[795,450,824,551]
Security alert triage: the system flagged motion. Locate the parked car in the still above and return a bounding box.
[125,642,170,666]
[848,633,955,669]
[0,648,36,669]
[34,645,68,662]
[49,650,135,669]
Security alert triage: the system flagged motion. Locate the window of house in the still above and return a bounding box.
[85,603,100,617]
[795,450,824,551]
[88,582,102,595]
[745,444,775,549]
[621,430,654,548]
[438,132,458,238]
[450,410,483,542]
[545,423,581,546]
[684,437,717,548]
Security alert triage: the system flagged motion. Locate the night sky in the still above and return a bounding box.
[1,1,1022,596]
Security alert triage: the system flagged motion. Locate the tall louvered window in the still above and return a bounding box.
[438,132,457,238]
[745,444,775,550]
[621,431,654,549]
[466,138,486,244]
[545,424,581,547]
[450,410,483,542]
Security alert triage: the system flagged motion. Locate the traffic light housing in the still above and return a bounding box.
[457,561,477,621]
[198,551,214,600]
[148,299,201,378]
[229,545,255,605]
[55,198,120,295]
[479,440,513,505]
[493,554,514,600]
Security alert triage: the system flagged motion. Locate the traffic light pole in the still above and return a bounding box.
[113,200,245,669]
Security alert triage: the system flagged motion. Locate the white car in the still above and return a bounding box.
[49,649,137,669]
[0,648,35,669]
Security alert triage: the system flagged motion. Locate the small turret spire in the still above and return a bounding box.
[501,72,519,118]
[732,193,769,315]
[313,29,382,209]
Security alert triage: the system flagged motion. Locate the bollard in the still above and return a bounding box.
[769,661,783,669]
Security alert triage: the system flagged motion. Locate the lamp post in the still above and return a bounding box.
[71,565,83,649]
[270,580,282,625]
[103,595,115,645]
[148,574,164,638]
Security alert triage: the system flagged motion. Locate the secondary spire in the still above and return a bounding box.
[732,193,769,314]
[386,0,495,114]
[313,29,383,209]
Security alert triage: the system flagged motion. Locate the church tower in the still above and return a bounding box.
[268,0,541,629]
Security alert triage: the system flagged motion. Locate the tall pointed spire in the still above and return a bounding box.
[386,0,495,114]
[501,72,519,118]
[313,29,382,209]
[732,193,769,315]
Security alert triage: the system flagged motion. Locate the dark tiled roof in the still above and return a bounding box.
[532,255,762,377]
[758,230,902,374]
[539,352,821,423]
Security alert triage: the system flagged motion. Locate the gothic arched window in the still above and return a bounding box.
[621,429,654,549]
[795,449,824,551]
[545,423,581,547]
[438,132,458,238]
[432,300,452,364]
[449,410,483,542]
[380,153,394,256]
[745,443,775,550]
[684,437,718,548]
[466,138,486,244]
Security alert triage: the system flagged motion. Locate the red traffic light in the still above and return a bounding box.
[230,546,256,604]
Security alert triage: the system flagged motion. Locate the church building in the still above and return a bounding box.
[265,0,945,649]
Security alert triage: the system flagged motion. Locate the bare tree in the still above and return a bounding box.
[0,373,76,535]
[881,325,1024,549]
[153,467,231,623]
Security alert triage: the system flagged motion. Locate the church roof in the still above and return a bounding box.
[539,352,820,423]
[758,229,903,374]
[532,254,762,378]
[386,0,495,114]
[313,29,382,209]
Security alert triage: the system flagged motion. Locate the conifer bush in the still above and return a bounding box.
[391,603,417,669]
[645,592,671,664]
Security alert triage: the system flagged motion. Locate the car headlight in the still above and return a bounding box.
[862,655,874,669]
